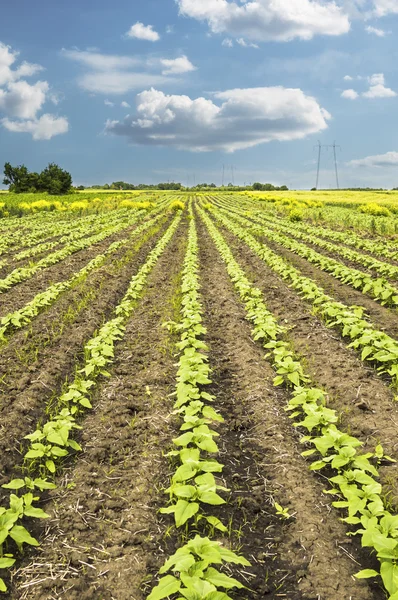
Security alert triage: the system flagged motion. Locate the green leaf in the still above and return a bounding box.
[354,569,379,579]
[381,561,398,595]
[2,479,25,490]
[204,516,227,532]
[9,525,39,548]
[147,575,181,600]
[204,567,244,589]
[79,397,93,409]
[45,459,56,473]
[0,557,16,569]
[23,506,50,519]
[174,500,199,527]
[0,578,7,593]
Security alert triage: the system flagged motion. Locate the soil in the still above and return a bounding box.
[0,215,152,318]
[214,217,398,504]
[3,202,396,600]
[11,218,188,600]
[196,215,382,600]
[0,216,170,482]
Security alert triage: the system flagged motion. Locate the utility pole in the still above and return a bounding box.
[315,140,321,190]
[222,164,225,187]
[332,141,341,190]
[313,141,341,190]
[231,166,235,186]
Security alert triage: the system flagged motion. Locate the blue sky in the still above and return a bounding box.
[1,0,398,189]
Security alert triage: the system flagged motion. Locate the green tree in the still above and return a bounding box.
[38,163,72,195]
[3,162,37,193]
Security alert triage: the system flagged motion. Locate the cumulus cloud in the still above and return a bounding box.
[160,55,197,75]
[365,24,387,35]
[104,99,115,107]
[0,80,48,119]
[62,48,195,94]
[105,86,330,152]
[176,0,350,42]
[0,42,44,86]
[2,113,69,140]
[121,101,131,108]
[0,42,67,140]
[348,150,398,168]
[222,38,234,47]
[341,88,359,99]
[126,22,160,41]
[371,0,398,17]
[343,75,354,81]
[363,73,396,97]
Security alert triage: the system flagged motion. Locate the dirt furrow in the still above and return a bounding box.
[0,217,151,318]
[0,217,171,480]
[196,217,381,600]
[216,221,398,504]
[11,218,189,600]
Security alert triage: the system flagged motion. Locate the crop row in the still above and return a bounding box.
[199,204,398,600]
[218,193,398,261]
[0,208,148,293]
[209,207,398,392]
[148,206,250,600]
[218,197,398,281]
[0,211,166,343]
[0,214,182,594]
[217,204,398,308]
[0,209,105,257]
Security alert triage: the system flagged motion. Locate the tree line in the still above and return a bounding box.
[3,163,72,195]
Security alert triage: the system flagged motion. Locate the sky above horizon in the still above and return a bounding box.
[1,0,398,189]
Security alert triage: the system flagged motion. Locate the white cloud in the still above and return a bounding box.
[348,150,398,168]
[62,48,184,95]
[160,55,197,75]
[126,22,160,41]
[222,38,234,47]
[344,74,354,80]
[104,99,115,107]
[61,49,141,71]
[363,72,396,97]
[166,25,175,34]
[62,50,166,95]
[371,0,398,17]
[121,101,131,108]
[2,113,69,140]
[365,25,387,35]
[341,88,359,99]
[105,86,330,152]
[236,38,259,48]
[176,0,350,42]
[0,42,68,141]
[0,80,48,119]
[0,42,44,87]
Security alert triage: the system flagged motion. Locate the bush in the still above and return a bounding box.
[169,201,185,212]
[289,208,304,222]
[359,203,391,217]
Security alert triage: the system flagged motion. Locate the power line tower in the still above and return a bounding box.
[313,141,341,189]
[314,141,321,190]
[331,141,341,190]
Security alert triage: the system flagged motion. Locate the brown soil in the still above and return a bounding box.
[193,216,382,600]
[0,216,170,482]
[211,216,398,503]
[10,218,188,600]
[0,216,150,318]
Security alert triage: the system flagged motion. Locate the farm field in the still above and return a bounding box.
[2,193,398,600]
